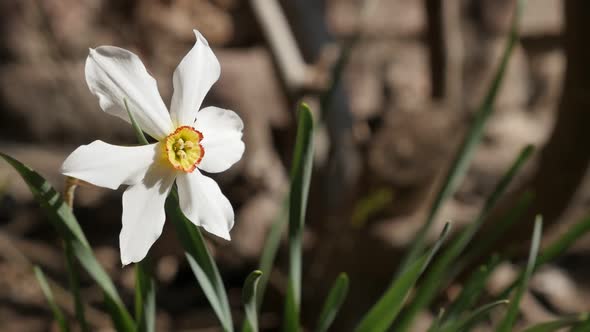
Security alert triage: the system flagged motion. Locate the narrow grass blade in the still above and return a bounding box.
[0,153,135,331]
[395,145,533,331]
[443,255,501,323]
[256,197,288,308]
[315,273,350,332]
[497,214,590,300]
[64,241,88,332]
[71,241,135,331]
[520,314,588,332]
[496,216,542,332]
[166,190,233,332]
[242,270,263,332]
[284,103,315,332]
[440,300,509,332]
[426,308,445,332]
[124,98,149,145]
[460,190,533,268]
[397,0,525,275]
[34,266,70,332]
[537,215,590,266]
[354,223,451,332]
[0,153,88,247]
[135,261,155,332]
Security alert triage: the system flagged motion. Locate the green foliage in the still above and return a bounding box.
[0,152,135,331]
[284,103,315,332]
[7,2,590,329]
[256,197,288,308]
[34,266,69,332]
[135,261,155,332]
[351,187,393,227]
[398,0,526,275]
[443,255,501,324]
[315,273,350,332]
[242,270,263,332]
[124,97,150,145]
[64,240,88,332]
[497,216,543,332]
[521,314,588,332]
[166,193,234,332]
[439,300,510,332]
[354,223,451,332]
[395,145,534,331]
[571,316,590,332]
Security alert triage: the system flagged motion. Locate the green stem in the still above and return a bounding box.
[64,240,88,332]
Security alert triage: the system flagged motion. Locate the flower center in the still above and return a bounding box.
[163,126,204,172]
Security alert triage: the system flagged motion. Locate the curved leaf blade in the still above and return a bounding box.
[284,103,315,332]
[397,0,526,277]
[0,153,135,331]
[396,145,533,330]
[166,190,233,332]
[34,266,70,332]
[440,300,509,332]
[316,273,350,332]
[496,216,543,332]
[520,314,588,332]
[242,270,263,332]
[354,223,451,332]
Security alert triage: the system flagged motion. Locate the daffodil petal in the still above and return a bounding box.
[194,106,245,173]
[176,170,234,240]
[170,30,221,127]
[61,141,159,190]
[86,46,173,139]
[120,164,175,265]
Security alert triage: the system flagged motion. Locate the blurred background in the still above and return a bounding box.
[1,0,589,330]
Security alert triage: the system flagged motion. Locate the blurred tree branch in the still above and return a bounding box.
[425,0,463,105]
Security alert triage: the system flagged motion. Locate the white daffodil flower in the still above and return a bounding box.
[62,30,244,265]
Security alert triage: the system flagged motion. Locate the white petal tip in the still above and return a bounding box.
[121,254,140,266]
[201,225,232,241]
[193,29,209,46]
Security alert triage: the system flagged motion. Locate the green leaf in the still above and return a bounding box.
[0,153,89,247]
[34,266,70,332]
[537,214,590,266]
[124,98,149,145]
[397,0,525,276]
[395,145,533,331]
[496,215,542,332]
[315,273,350,332]
[0,153,135,331]
[242,270,263,332]
[459,190,533,270]
[256,197,288,308]
[571,315,590,332]
[166,190,233,332]
[426,308,446,332]
[496,214,590,301]
[135,261,155,332]
[440,300,509,332]
[64,241,88,332]
[354,223,451,332]
[443,255,501,323]
[284,103,315,332]
[520,314,588,332]
[71,241,136,331]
